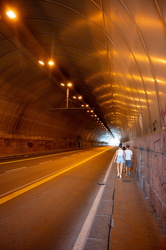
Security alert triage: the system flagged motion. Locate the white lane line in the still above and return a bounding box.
[5,167,27,173]
[39,160,53,165]
[73,157,114,250]
[2,161,52,174]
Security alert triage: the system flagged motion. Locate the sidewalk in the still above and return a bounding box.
[84,162,166,250]
[110,170,166,250]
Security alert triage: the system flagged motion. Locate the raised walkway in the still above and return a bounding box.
[84,160,166,250]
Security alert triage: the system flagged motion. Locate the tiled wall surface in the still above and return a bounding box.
[0,138,102,157]
[132,130,166,229]
[0,138,78,156]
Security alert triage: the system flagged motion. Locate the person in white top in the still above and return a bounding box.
[114,143,125,178]
[124,145,133,176]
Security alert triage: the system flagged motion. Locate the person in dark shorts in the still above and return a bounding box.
[122,146,126,172]
[124,145,133,176]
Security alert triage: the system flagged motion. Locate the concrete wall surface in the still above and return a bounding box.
[133,130,166,229]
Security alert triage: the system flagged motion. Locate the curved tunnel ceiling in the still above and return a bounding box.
[0,0,166,143]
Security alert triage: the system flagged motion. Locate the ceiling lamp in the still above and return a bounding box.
[48,60,54,66]
[6,10,16,19]
[67,82,72,87]
[39,61,45,65]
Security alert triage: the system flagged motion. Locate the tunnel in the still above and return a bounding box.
[0,0,165,241]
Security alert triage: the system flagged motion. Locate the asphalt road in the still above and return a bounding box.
[0,147,115,250]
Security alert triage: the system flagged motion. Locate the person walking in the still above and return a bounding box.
[125,145,133,176]
[122,146,126,172]
[114,143,125,178]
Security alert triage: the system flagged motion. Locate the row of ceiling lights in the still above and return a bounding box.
[60,82,109,131]
[5,10,109,133]
[5,10,55,67]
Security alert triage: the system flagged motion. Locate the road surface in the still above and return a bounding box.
[0,147,115,250]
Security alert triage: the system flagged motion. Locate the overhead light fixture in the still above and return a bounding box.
[73,95,82,100]
[39,61,45,65]
[61,82,72,87]
[67,82,72,87]
[60,82,72,108]
[47,83,94,111]
[48,60,54,66]
[6,10,16,19]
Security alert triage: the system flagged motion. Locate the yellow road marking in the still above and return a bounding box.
[0,148,110,205]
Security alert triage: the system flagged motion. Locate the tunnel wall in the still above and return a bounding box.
[0,137,104,157]
[130,130,166,229]
[0,138,77,156]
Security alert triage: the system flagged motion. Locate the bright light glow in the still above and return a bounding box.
[156,78,165,83]
[39,61,45,65]
[144,77,154,82]
[86,104,89,107]
[109,138,120,146]
[73,95,82,99]
[152,58,166,64]
[48,61,54,66]
[98,133,115,145]
[67,82,72,87]
[6,11,16,19]
[133,53,166,64]
[61,83,65,86]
